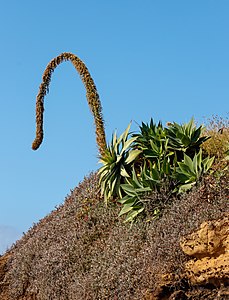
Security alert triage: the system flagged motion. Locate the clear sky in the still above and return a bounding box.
[0,0,228,253]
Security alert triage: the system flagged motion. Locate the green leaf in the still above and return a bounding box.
[196,149,202,170]
[177,162,194,177]
[193,153,198,175]
[118,194,136,204]
[112,131,117,148]
[110,177,117,195]
[135,187,152,193]
[120,165,130,177]
[178,182,196,193]
[120,137,137,154]
[149,168,160,181]
[150,140,160,153]
[191,125,202,143]
[125,149,142,165]
[118,204,134,216]
[181,135,191,147]
[186,117,194,137]
[183,154,194,172]
[202,156,215,173]
[132,168,143,188]
[175,172,189,183]
[124,207,144,223]
[121,184,137,196]
[162,159,171,175]
[118,122,131,144]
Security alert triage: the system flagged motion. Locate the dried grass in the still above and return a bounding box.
[202,114,229,162]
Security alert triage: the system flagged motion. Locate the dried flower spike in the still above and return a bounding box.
[32,52,107,156]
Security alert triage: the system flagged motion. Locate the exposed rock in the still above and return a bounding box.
[180,215,229,286]
[146,216,229,299]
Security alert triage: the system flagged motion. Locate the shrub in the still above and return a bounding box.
[99,118,213,222]
[174,149,214,193]
[202,115,229,162]
[98,124,141,204]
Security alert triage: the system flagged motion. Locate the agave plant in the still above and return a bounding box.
[175,149,215,193]
[134,119,165,147]
[118,169,150,223]
[115,119,215,222]
[32,52,106,156]
[98,124,141,204]
[133,119,168,159]
[165,118,210,159]
[133,119,173,176]
[118,161,162,222]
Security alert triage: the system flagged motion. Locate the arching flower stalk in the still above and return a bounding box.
[32,52,107,156]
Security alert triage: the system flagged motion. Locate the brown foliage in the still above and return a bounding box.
[202,115,229,162]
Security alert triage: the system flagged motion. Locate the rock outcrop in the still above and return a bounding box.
[180,215,229,286]
[148,215,229,299]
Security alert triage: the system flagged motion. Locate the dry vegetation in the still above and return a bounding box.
[1,116,228,300]
[202,115,229,159]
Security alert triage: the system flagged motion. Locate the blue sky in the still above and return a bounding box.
[0,0,228,253]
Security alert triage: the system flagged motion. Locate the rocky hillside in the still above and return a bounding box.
[0,170,228,299]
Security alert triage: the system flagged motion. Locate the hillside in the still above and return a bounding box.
[0,116,229,299]
[0,169,228,299]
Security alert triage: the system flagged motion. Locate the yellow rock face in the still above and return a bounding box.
[180,215,229,286]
